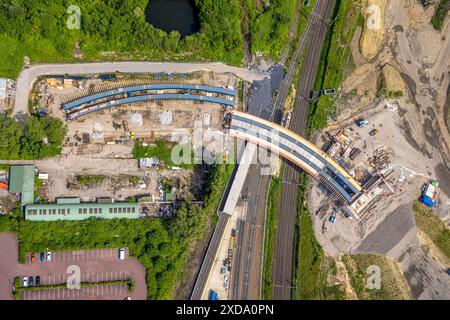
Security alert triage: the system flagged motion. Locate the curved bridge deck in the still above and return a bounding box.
[229,110,362,204]
[61,83,235,121]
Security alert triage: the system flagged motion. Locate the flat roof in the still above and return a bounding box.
[222,143,257,215]
[25,202,140,221]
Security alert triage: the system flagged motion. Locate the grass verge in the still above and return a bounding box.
[261,176,282,299]
[413,201,450,259]
[341,254,411,300]
[132,140,194,169]
[292,174,345,299]
[309,0,362,132]
[431,0,450,31]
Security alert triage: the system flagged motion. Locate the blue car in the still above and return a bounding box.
[39,252,45,262]
[35,276,41,286]
[29,276,34,287]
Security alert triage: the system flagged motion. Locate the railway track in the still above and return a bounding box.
[273,0,334,300]
[230,0,329,301]
[191,0,334,300]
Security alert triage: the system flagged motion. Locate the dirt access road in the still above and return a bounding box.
[14,62,266,115]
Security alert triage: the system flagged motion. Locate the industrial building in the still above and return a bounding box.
[24,198,140,221]
[9,165,35,206]
[4,164,140,221]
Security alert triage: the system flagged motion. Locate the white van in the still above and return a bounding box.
[119,248,125,260]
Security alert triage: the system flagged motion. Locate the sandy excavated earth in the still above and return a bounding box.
[310,0,450,299]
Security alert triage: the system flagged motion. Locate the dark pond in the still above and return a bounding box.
[145,0,200,37]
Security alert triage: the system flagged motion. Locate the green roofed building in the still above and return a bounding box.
[24,199,140,221]
[9,165,35,206]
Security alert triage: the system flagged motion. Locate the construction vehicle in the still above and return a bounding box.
[329,210,337,223]
[123,120,129,132]
[355,119,369,128]
[209,290,219,300]
[369,129,379,136]
[421,180,440,207]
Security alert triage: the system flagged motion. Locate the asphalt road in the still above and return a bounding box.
[13,62,265,115]
[273,0,334,300]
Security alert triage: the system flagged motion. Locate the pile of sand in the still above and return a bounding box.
[360,0,387,60]
[382,64,406,94]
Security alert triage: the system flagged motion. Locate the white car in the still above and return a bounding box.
[46,252,52,262]
[119,248,125,260]
[22,276,28,287]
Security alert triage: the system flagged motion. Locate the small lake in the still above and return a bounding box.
[145,0,200,37]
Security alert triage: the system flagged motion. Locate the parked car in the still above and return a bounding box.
[369,129,379,136]
[355,119,369,128]
[46,252,52,262]
[31,253,36,263]
[29,276,34,287]
[119,248,125,260]
[39,252,45,262]
[124,296,131,300]
[35,276,41,286]
[323,88,336,95]
[22,277,28,287]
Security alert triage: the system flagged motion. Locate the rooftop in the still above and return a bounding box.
[9,165,35,206]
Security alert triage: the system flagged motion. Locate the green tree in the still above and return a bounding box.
[0,113,22,159]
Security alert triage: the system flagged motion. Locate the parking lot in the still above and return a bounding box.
[0,233,147,300]
[21,284,129,300]
[25,248,122,264]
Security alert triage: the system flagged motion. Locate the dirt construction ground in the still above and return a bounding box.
[309,0,450,299]
[0,144,196,203]
[0,233,147,300]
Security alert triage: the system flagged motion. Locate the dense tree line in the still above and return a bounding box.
[0,113,67,159]
[246,0,296,59]
[0,0,244,78]
[0,0,299,78]
[0,164,234,299]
